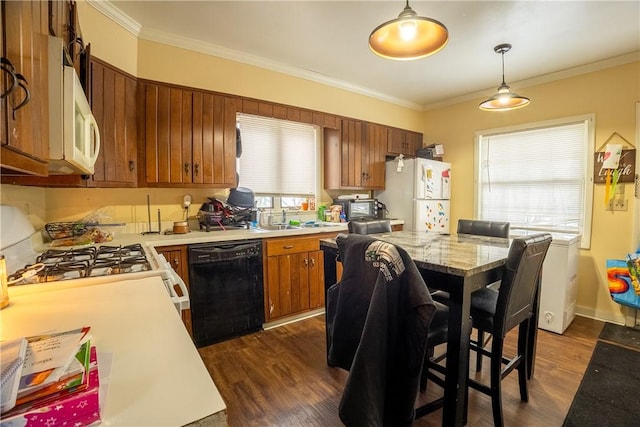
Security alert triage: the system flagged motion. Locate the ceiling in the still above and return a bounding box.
[103,1,640,110]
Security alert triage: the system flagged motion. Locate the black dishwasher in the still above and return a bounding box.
[188,240,264,347]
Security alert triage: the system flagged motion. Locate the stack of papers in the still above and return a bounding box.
[0,327,91,414]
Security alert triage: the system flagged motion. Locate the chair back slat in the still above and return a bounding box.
[495,233,552,337]
[348,220,392,235]
[457,219,510,238]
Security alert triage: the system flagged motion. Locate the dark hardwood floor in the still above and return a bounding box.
[198,315,604,426]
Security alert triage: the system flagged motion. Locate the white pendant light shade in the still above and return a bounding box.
[479,43,530,111]
[369,1,448,61]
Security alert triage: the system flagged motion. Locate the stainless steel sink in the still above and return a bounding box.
[255,224,301,231]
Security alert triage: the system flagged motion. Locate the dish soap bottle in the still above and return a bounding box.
[318,204,326,221]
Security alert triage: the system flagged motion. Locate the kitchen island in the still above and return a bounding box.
[2,277,226,426]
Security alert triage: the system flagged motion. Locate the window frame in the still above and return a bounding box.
[236,113,321,210]
[473,114,595,249]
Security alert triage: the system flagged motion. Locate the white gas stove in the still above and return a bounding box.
[0,205,189,313]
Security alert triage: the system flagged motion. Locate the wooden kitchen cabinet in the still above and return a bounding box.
[0,0,49,176]
[263,235,325,321]
[48,0,69,40]
[155,245,192,336]
[89,58,137,187]
[1,57,137,188]
[363,123,387,189]
[139,80,237,187]
[387,128,423,158]
[323,120,385,190]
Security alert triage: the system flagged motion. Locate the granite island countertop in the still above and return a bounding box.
[319,230,511,277]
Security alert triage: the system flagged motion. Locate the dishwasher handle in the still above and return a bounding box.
[189,241,262,263]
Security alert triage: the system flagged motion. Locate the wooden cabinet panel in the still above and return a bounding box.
[323,120,385,190]
[265,236,320,256]
[48,0,71,41]
[156,245,192,336]
[308,250,325,309]
[242,99,258,115]
[264,236,325,322]
[140,80,236,187]
[387,128,423,157]
[272,104,287,120]
[363,123,387,189]
[341,119,364,187]
[0,0,49,176]
[192,93,236,186]
[89,58,137,187]
[323,127,341,190]
[142,84,191,184]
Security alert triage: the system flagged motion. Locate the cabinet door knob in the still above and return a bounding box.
[184,163,191,175]
[310,258,315,267]
[129,160,135,172]
[304,258,309,267]
[194,163,199,176]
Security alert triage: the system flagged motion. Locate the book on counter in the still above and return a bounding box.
[0,326,91,415]
[1,346,101,427]
[13,337,92,408]
[0,337,28,413]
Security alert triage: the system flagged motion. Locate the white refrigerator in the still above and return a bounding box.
[375,158,451,233]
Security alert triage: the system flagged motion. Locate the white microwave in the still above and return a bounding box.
[48,36,100,175]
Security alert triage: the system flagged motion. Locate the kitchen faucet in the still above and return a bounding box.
[282,209,287,224]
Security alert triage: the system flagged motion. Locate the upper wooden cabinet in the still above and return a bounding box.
[323,120,385,190]
[2,57,137,188]
[363,123,387,189]
[1,0,50,176]
[89,58,137,187]
[138,81,237,187]
[387,128,423,157]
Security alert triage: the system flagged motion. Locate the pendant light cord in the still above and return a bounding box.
[500,50,506,86]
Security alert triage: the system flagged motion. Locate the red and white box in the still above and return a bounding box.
[1,347,101,427]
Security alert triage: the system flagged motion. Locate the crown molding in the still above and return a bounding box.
[89,1,639,113]
[424,51,640,111]
[88,1,422,111]
[87,0,141,36]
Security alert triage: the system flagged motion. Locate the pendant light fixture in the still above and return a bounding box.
[479,43,530,111]
[369,0,448,61]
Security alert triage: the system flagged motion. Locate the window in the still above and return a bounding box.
[475,115,594,248]
[236,113,318,209]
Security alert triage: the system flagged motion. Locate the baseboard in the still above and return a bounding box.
[262,308,325,330]
[574,304,626,325]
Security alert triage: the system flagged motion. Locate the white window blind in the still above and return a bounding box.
[236,114,317,195]
[477,116,593,247]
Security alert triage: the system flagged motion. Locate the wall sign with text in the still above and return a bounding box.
[594,148,636,184]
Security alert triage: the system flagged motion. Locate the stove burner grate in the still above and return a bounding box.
[89,255,151,276]
[37,247,97,264]
[38,261,91,282]
[96,244,145,259]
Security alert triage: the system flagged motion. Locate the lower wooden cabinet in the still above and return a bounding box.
[155,245,192,335]
[263,235,330,321]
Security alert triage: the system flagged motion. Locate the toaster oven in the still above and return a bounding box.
[332,198,378,221]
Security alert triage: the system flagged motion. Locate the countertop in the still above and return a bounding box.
[2,277,227,426]
[33,220,404,251]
